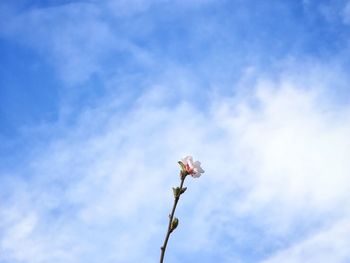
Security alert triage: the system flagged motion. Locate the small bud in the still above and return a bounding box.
[170,217,179,232]
[180,187,187,195]
[178,161,185,171]
[178,161,188,178]
[172,187,181,198]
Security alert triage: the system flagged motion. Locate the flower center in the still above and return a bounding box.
[185,163,194,174]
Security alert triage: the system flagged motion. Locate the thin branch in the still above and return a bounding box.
[160,175,186,263]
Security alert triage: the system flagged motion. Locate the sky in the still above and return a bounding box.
[1,0,350,262]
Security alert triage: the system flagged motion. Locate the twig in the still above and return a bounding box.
[159,175,186,263]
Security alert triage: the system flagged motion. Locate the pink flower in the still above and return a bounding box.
[180,156,204,178]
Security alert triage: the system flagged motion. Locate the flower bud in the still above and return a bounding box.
[172,187,187,198]
[172,187,181,198]
[178,161,188,178]
[170,217,179,232]
[180,187,187,195]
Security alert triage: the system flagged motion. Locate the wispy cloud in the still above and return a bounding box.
[261,219,350,263]
[1,1,350,262]
[1,58,350,262]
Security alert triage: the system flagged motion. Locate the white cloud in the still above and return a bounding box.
[261,219,350,263]
[2,0,350,261]
[0,2,154,86]
[1,57,350,263]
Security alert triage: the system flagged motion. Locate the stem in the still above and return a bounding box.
[160,175,186,263]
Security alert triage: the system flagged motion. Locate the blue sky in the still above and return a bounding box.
[1,0,350,262]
